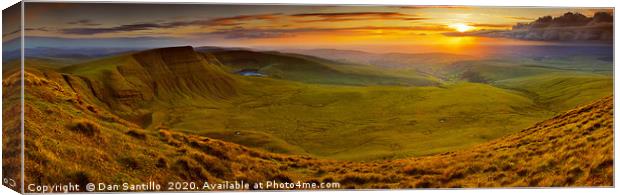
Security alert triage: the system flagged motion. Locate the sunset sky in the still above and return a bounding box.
[3,3,613,54]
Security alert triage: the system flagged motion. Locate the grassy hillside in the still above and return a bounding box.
[159,78,556,160]
[2,66,23,191]
[451,57,612,83]
[446,58,613,114]
[14,67,613,188]
[495,72,612,112]
[287,48,475,70]
[329,95,613,188]
[3,58,71,76]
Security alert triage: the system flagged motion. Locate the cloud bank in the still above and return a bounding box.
[445,12,613,42]
[58,12,427,35]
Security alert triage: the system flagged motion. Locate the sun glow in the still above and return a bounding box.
[450,23,474,32]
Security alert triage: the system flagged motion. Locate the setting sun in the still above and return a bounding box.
[450,23,475,32]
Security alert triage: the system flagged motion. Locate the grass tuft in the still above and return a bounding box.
[68,119,101,136]
[126,129,147,140]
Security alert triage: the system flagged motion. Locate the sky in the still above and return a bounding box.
[2,3,613,54]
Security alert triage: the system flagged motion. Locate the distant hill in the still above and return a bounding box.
[2,47,145,62]
[195,46,254,52]
[286,48,474,73]
[288,45,612,69]
[205,49,439,86]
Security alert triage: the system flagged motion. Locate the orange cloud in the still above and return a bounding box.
[208,13,283,26]
[469,23,513,29]
[202,25,452,39]
[505,16,534,20]
[398,6,471,9]
[290,12,427,22]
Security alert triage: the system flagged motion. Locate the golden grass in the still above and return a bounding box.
[68,119,101,136]
[126,129,147,140]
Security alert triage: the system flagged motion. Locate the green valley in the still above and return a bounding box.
[45,46,613,161]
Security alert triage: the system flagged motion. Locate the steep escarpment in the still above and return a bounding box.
[57,46,237,113]
[130,46,237,99]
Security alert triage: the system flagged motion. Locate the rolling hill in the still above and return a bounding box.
[496,72,613,112]
[205,49,439,86]
[288,47,613,84]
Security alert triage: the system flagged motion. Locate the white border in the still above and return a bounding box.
[19,1,24,194]
[1,1,618,195]
[14,0,620,7]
